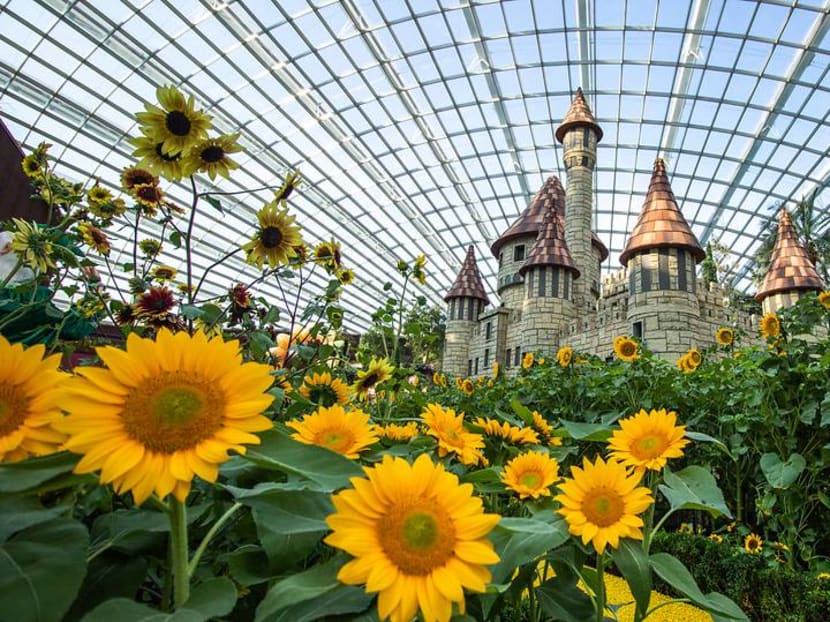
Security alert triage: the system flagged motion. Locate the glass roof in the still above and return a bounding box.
[1,0,828,331]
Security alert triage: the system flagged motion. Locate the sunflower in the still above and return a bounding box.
[744,533,763,554]
[337,268,355,285]
[184,133,242,180]
[21,153,44,178]
[325,453,500,622]
[676,353,693,373]
[708,533,723,543]
[0,336,67,462]
[557,346,573,368]
[133,286,177,327]
[819,291,830,310]
[87,185,113,204]
[760,312,781,339]
[121,166,157,191]
[474,417,540,445]
[555,455,654,554]
[531,410,556,440]
[491,361,500,379]
[502,451,560,499]
[133,183,164,209]
[56,329,274,504]
[243,202,302,269]
[715,327,734,346]
[287,404,377,459]
[521,352,534,369]
[89,197,127,221]
[421,403,484,466]
[275,169,302,201]
[299,371,349,407]
[130,131,195,181]
[817,572,830,581]
[313,240,342,272]
[151,265,178,282]
[352,358,394,401]
[460,378,475,395]
[687,348,702,367]
[613,336,639,362]
[77,222,111,256]
[412,254,427,285]
[607,408,689,474]
[135,85,212,156]
[376,421,419,442]
[136,239,161,258]
[10,219,55,273]
[432,372,447,387]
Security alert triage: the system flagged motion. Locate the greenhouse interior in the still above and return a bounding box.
[1,1,829,620]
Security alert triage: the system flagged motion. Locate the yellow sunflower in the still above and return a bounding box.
[687,348,702,368]
[492,361,500,379]
[87,185,113,204]
[460,378,475,395]
[432,372,447,387]
[607,408,689,474]
[474,417,540,445]
[242,202,302,269]
[130,130,196,181]
[151,265,178,282]
[502,451,560,499]
[313,240,342,272]
[744,533,763,554]
[375,421,419,442]
[760,312,781,339]
[715,327,734,347]
[287,404,377,459]
[275,169,302,201]
[325,453,500,622]
[709,533,723,543]
[557,345,573,368]
[121,166,157,191]
[77,222,111,256]
[10,219,55,273]
[135,85,212,156]
[521,352,534,369]
[676,353,692,373]
[555,455,653,554]
[352,358,394,401]
[21,153,44,178]
[530,411,561,448]
[298,371,349,407]
[819,291,830,310]
[56,329,275,504]
[0,336,67,462]
[184,133,242,180]
[337,268,355,285]
[613,336,639,362]
[421,403,485,466]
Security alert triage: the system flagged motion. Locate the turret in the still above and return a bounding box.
[620,159,705,359]
[755,209,824,314]
[556,87,604,311]
[442,245,489,376]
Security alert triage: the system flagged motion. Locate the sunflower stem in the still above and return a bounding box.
[188,502,243,576]
[595,552,606,622]
[168,497,191,609]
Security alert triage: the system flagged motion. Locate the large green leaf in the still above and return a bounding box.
[535,560,594,622]
[180,577,237,620]
[649,553,747,620]
[610,539,651,620]
[658,466,731,518]
[488,516,570,584]
[0,518,89,622]
[0,496,69,542]
[559,420,612,441]
[63,554,147,622]
[241,428,363,491]
[88,508,170,557]
[0,452,80,494]
[262,586,373,622]
[759,452,806,489]
[255,557,349,622]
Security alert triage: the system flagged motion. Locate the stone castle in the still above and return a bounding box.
[441,89,825,376]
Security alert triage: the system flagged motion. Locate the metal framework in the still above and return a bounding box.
[1,0,828,331]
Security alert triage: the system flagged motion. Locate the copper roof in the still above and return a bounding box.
[519,208,579,277]
[592,232,609,262]
[444,245,490,303]
[555,87,603,143]
[491,175,564,256]
[755,209,824,301]
[619,159,705,266]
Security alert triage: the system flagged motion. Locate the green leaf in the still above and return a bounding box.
[820,393,830,427]
[488,517,570,584]
[179,304,204,320]
[255,557,346,621]
[559,420,612,441]
[0,496,69,542]
[225,545,273,586]
[649,553,747,620]
[658,466,731,518]
[182,577,237,620]
[89,508,169,557]
[198,303,224,326]
[685,431,733,458]
[610,538,651,619]
[261,586,372,622]
[80,599,200,621]
[168,231,182,248]
[509,398,534,426]
[241,428,363,491]
[64,554,147,622]
[203,194,224,214]
[0,518,89,622]
[535,560,594,622]
[759,452,806,489]
[0,451,79,493]
[230,487,333,536]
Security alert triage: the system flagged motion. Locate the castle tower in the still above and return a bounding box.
[556,87,604,312]
[619,159,705,359]
[518,206,579,355]
[755,209,824,314]
[442,245,489,376]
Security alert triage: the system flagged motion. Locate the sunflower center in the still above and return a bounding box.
[519,471,542,489]
[261,226,283,249]
[379,498,456,575]
[0,383,29,437]
[620,342,636,357]
[314,425,354,454]
[632,435,668,460]
[360,373,378,388]
[309,385,339,407]
[201,145,224,163]
[166,110,192,136]
[121,372,224,453]
[582,487,625,527]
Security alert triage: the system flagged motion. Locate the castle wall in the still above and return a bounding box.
[761,290,803,315]
[442,319,477,377]
[496,237,535,310]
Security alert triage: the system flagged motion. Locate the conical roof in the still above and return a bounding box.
[491,175,564,256]
[619,159,705,266]
[755,209,824,301]
[444,245,489,304]
[555,87,603,143]
[519,208,579,277]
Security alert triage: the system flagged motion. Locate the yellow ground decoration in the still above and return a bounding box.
[598,573,713,622]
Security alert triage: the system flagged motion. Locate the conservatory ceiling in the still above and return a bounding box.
[1,0,829,331]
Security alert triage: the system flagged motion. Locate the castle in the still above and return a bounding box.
[441,89,825,376]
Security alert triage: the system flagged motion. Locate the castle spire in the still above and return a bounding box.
[491,175,563,257]
[619,159,704,266]
[755,209,824,303]
[519,208,579,277]
[444,245,489,304]
[555,87,603,143]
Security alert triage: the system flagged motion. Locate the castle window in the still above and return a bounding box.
[504,348,511,368]
[582,128,590,148]
[677,251,688,291]
[552,269,559,297]
[485,321,492,340]
[467,360,472,377]
[513,244,525,262]
[467,298,475,320]
[514,347,521,367]
[633,321,643,339]
[499,252,503,267]
[658,249,670,289]
[474,357,479,374]
[484,349,489,367]
[563,271,570,299]
[538,268,547,297]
